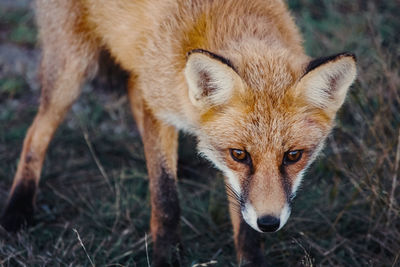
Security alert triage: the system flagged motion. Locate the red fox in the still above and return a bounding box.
[1,0,356,265]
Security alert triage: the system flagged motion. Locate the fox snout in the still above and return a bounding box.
[257,215,280,232]
[241,201,291,233]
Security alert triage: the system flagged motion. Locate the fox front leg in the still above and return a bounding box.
[227,192,267,266]
[128,84,182,266]
[143,111,182,266]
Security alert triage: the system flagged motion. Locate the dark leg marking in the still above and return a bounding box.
[151,166,182,267]
[1,179,36,232]
[237,220,268,267]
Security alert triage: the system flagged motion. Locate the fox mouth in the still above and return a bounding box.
[224,174,293,233]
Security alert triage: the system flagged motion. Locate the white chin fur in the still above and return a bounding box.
[241,202,262,233]
[277,203,291,231]
[291,169,305,196]
[224,169,241,195]
[197,142,241,195]
[241,202,291,232]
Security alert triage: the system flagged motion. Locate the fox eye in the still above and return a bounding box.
[230,149,249,163]
[283,150,303,164]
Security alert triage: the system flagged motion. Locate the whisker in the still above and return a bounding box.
[227,201,241,214]
[224,183,243,215]
[226,192,241,206]
[226,192,240,203]
[225,184,240,200]
[228,187,240,199]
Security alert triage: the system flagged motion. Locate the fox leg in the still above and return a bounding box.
[128,81,181,266]
[228,193,267,266]
[1,12,98,231]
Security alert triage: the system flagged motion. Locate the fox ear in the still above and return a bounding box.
[184,49,243,108]
[297,53,357,115]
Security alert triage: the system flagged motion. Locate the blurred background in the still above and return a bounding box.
[0,0,399,266]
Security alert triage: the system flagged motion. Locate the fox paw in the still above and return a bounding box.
[1,181,35,232]
[0,206,33,232]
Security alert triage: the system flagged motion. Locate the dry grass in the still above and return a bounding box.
[0,0,399,266]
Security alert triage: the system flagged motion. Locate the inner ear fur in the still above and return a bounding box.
[296,52,357,115]
[184,49,244,109]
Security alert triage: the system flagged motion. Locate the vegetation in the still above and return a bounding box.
[0,0,399,266]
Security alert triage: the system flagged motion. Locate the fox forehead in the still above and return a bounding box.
[197,48,332,155]
[200,88,328,154]
[228,44,306,93]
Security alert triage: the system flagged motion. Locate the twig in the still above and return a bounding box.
[293,237,314,267]
[322,239,346,257]
[107,234,153,263]
[387,129,400,224]
[46,182,76,207]
[192,260,218,267]
[181,216,201,235]
[111,172,122,233]
[0,250,25,265]
[54,222,70,249]
[78,121,114,193]
[211,248,222,260]
[145,232,151,267]
[392,252,399,267]
[73,228,95,267]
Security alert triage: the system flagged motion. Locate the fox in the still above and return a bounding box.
[0,0,357,265]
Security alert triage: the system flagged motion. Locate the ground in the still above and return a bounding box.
[0,0,399,266]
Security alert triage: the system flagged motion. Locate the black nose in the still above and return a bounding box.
[257,215,280,232]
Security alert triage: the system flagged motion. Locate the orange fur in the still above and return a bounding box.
[1,0,356,265]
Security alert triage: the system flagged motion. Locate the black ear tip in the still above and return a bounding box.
[185,49,237,72]
[340,52,357,62]
[305,52,357,74]
[187,49,203,58]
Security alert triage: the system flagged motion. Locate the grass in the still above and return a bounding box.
[0,0,399,266]
[0,7,37,46]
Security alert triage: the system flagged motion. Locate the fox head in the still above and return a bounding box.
[184,49,356,233]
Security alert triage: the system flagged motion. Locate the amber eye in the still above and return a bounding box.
[230,149,248,163]
[283,150,303,164]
